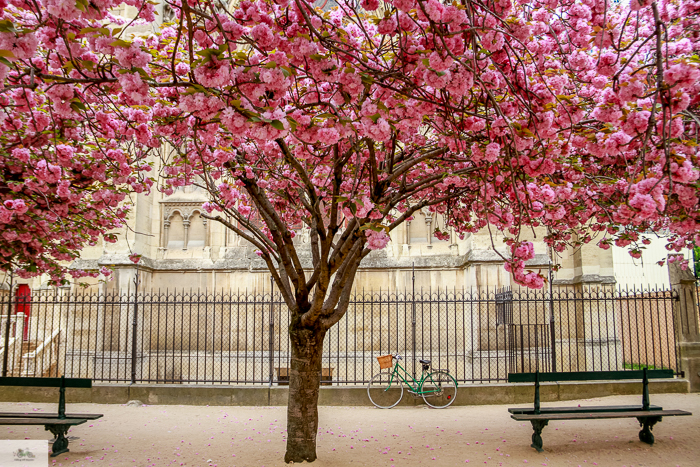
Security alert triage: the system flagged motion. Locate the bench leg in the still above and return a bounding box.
[530,420,549,452]
[45,425,71,457]
[636,416,662,446]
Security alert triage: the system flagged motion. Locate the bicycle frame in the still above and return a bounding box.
[383,360,445,396]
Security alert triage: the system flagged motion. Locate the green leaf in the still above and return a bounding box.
[270,120,285,131]
[196,48,220,64]
[0,20,15,33]
[70,99,88,112]
[360,74,374,85]
[75,0,89,12]
[81,59,95,71]
[0,56,12,68]
[133,67,150,79]
[0,50,16,60]
[368,113,381,123]
[110,39,132,48]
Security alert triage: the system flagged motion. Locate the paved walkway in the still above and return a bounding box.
[0,393,697,466]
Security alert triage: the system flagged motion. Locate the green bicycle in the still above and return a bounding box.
[367,354,458,409]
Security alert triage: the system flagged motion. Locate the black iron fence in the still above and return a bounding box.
[0,287,680,384]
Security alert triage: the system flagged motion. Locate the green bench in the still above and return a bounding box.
[0,376,103,457]
[508,369,692,452]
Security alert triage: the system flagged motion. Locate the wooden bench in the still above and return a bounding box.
[0,376,103,457]
[508,369,692,452]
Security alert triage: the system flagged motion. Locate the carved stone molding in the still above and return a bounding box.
[162,202,206,222]
[160,200,208,250]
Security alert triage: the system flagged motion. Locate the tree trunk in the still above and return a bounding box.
[284,324,327,463]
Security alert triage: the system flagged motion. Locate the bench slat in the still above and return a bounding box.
[507,370,674,383]
[0,418,87,426]
[508,405,662,414]
[511,409,692,421]
[0,377,92,389]
[0,412,103,420]
[508,370,674,383]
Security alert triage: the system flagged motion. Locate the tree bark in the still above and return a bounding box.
[284,323,327,463]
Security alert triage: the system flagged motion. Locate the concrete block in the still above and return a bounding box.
[456,383,514,405]
[65,387,93,403]
[319,386,370,406]
[129,384,232,406]
[651,378,689,394]
[92,384,130,404]
[229,387,270,406]
[679,342,700,392]
[498,382,558,405]
[0,386,56,403]
[268,387,288,406]
[558,381,616,400]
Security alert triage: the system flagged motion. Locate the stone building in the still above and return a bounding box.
[54,181,615,295]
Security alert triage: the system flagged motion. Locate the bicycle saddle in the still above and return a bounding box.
[419,359,431,364]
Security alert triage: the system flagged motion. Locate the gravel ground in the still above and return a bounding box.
[0,392,698,467]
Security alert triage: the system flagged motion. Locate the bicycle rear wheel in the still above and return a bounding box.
[367,371,404,409]
[421,370,457,408]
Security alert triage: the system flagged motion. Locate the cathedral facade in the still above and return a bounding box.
[60,183,615,295]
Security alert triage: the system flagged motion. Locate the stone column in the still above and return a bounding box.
[182,219,190,250]
[162,219,170,250]
[202,217,208,247]
[668,261,700,391]
[116,268,136,354]
[402,221,411,256]
[449,227,458,255]
[425,213,432,248]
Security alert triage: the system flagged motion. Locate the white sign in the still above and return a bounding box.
[0,440,48,466]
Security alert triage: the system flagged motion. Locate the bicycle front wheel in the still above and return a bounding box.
[421,370,457,408]
[367,370,404,409]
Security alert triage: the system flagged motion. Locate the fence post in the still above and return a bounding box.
[2,273,13,377]
[411,263,416,379]
[130,271,139,384]
[269,275,274,387]
[548,293,557,373]
[668,261,700,391]
[547,244,557,372]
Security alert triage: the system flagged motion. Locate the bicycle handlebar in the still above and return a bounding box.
[394,354,402,360]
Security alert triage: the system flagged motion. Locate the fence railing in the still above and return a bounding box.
[0,287,681,384]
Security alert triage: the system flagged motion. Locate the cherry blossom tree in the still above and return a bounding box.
[3,0,700,462]
[0,2,155,284]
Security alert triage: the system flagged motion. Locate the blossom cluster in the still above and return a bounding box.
[2,0,700,288]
